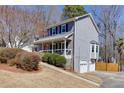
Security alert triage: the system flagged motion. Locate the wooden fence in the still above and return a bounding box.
[95,62,119,72]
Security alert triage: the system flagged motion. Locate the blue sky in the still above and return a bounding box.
[16,5,100,17]
[17,5,124,25]
[58,5,124,37]
[15,5,124,37]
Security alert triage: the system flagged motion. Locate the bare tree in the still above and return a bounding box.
[32,6,61,38]
[0,5,62,48]
[91,5,122,62]
[0,6,38,48]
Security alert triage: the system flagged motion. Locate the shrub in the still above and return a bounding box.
[55,56,66,67]
[7,58,19,66]
[38,52,45,60]
[15,52,41,71]
[118,61,124,66]
[42,52,52,62]
[0,48,24,63]
[48,53,59,65]
[42,52,66,68]
[0,56,8,63]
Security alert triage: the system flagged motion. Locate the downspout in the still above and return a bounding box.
[73,17,78,72]
[72,20,75,71]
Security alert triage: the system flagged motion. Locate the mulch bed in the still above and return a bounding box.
[0,64,42,73]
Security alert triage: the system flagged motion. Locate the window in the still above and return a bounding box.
[92,44,94,52]
[96,45,98,53]
[61,24,66,33]
[52,27,56,35]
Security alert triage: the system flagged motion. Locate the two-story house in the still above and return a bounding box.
[33,13,99,73]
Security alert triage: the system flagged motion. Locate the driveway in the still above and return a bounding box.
[95,72,124,88]
[78,71,124,88]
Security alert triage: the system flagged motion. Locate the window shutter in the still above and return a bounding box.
[50,28,52,36]
[66,24,68,32]
[56,27,58,34]
[59,25,61,34]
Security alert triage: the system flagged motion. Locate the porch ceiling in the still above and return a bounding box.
[33,32,73,44]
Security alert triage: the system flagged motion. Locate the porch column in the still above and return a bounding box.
[52,41,53,53]
[42,43,43,51]
[64,39,66,57]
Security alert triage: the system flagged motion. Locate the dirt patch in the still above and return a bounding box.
[0,64,42,73]
[0,62,97,88]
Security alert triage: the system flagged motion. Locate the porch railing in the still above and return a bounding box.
[39,49,72,55]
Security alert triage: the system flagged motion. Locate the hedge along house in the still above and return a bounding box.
[33,13,99,73]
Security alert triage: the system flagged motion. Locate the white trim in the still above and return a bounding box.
[88,13,100,33]
[64,39,66,57]
[33,31,73,44]
[39,49,72,56]
[61,24,66,33]
[90,43,99,59]
[52,41,53,53]
[47,13,91,29]
[96,45,99,60]
[46,13,99,33]
[94,44,96,58]
[52,27,56,35]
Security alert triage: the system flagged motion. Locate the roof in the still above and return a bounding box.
[33,31,73,44]
[47,13,99,33]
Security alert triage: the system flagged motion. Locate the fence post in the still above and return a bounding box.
[106,62,107,71]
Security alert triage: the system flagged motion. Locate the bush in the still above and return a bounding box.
[0,48,24,63]
[55,56,66,67]
[48,53,59,65]
[42,52,52,62]
[7,58,19,66]
[0,56,8,63]
[118,61,124,66]
[15,52,41,71]
[42,52,66,68]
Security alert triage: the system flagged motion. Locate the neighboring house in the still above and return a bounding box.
[33,13,99,73]
[22,45,33,52]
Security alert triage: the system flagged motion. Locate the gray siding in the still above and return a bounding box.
[65,22,74,69]
[74,16,99,72]
[65,35,74,69]
[68,21,74,32]
[67,35,73,49]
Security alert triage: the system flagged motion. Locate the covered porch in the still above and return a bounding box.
[33,32,73,58]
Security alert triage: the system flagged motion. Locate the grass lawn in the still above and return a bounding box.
[0,63,97,88]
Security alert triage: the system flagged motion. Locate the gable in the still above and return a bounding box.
[76,14,99,33]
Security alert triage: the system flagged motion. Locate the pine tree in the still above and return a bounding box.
[61,5,87,20]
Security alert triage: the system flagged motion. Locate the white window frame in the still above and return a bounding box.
[96,45,98,53]
[91,44,95,53]
[90,44,96,59]
[96,45,99,59]
[61,24,66,33]
[52,27,56,35]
